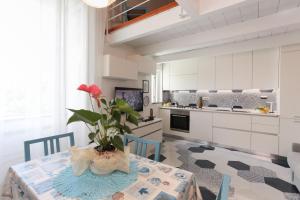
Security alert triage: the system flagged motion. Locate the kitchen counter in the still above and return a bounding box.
[160,106,279,117]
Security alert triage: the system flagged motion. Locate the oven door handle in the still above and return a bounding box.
[171,114,189,118]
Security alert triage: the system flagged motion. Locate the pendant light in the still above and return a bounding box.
[81,0,116,8]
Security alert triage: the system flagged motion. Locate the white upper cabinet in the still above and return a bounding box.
[216,54,233,90]
[233,52,252,89]
[162,63,171,91]
[280,47,300,119]
[253,48,279,89]
[169,58,198,75]
[170,74,198,90]
[103,54,138,80]
[198,56,215,90]
[168,58,198,90]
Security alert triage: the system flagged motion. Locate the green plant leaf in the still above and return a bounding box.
[122,124,132,134]
[112,110,121,123]
[100,98,107,106]
[127,114,138,126]
[67,109,102,125]
[111,136,124,151]
[67,114,81,125]
[88,132,96,140]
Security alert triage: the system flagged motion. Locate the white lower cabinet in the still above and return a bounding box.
[159,109,170,133]
[213,113,252,131]
[190,111,213,142]
[251,133,278,155]
[213,128,251,150]
[279,118,300,156]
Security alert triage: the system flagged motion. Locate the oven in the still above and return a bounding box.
[170,109,190,133]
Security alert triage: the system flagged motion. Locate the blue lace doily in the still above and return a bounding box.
[53,161,138,200]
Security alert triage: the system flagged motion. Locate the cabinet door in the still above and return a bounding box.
[213,128,251,150]
[170,75,198,90]
[198,56,215,90]
[251,133,278,155]
[162,63,170,90]
[279,118,300,156]
[233,52,252,89]
[253,48,279,89]
[170,58,198,75]
[190,111,213,142]
[280,50,300,118]
[216,54,233,89]
[159,109,170,133]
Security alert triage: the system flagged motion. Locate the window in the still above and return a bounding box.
[0,0,91,186]
[151,64,163,103]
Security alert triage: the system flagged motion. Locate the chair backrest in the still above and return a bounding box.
[216,174,231,200]
[24,132,75,161]
[124,134,161,162]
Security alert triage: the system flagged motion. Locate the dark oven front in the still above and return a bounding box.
[170,110,190,133]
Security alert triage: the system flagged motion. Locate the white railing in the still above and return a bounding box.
[106,0,176,33]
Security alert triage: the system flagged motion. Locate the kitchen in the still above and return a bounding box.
[158,46,299,158]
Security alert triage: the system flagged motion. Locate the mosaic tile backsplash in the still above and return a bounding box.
[164,91,278,110]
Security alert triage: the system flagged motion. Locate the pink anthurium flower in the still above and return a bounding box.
[89,84,102,98]
[77,84,90,93]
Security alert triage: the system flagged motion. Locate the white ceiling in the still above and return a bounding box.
[124,0,300,49]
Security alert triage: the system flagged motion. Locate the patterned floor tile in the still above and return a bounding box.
[238,170,265,183]
[160,137,300,200]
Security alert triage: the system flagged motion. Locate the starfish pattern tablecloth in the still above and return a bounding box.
[2,151,201,200]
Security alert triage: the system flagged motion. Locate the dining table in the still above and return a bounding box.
[2,151,201,200]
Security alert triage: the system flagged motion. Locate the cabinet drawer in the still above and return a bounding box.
[213,113,251,131]
[252,116,279,125]
[132,122,162,137]
[251,133,278,155]
[252,116,279,134]
[213,128,251,150]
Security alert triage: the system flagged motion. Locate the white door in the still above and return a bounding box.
[279,118,300,156]
[162,63,170,91]
[233,51,252,89]
[216,54,233,90]
[198,56,215,90]
[190,111,213,141]
[280,50,300,118]
[253,48,279,89]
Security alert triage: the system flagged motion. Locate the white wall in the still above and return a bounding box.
[94,10,159,118]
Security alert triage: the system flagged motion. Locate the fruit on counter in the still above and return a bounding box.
[162,102,172,107]
[256,106,270,114]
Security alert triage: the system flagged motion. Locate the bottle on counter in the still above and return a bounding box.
[197,97,203,108]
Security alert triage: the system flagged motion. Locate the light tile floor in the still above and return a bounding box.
[155,137,300,200]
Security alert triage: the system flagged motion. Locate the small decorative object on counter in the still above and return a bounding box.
[67,84,140,176]
[197,97,203,108]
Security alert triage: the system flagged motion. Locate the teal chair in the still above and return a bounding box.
[24,132,75,161]
[124,134,161,162]
[216,175,231,200]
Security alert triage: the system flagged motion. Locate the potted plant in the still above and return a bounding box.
[67,84,140,176]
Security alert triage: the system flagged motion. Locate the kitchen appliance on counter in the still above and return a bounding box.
[170,109,190,133]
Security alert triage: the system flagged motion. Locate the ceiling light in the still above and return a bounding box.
[81,0,116,8]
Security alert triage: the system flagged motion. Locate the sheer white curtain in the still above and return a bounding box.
[0,0,93,188]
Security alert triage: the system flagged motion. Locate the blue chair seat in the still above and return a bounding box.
[24,132,75,161]
[124,134,161,162]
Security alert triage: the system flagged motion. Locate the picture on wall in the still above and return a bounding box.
[143,80,149,93]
